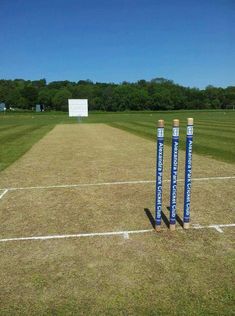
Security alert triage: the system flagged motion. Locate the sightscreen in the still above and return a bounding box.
[68,99,88,117]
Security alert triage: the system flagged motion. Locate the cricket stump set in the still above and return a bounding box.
[155,118,194,231]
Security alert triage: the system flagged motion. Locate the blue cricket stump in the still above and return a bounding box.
[155,120,164,231]
[169,119,180,231]
[183,118,194,229]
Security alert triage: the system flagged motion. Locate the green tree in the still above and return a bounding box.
[21,86,38,108]
[38,88,52,108]
[0,77,233,112]
[5,89,24,108]
[52,89,72,111]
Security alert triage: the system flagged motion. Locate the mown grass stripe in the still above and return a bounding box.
[109,122,235,163]
[192,143,234,160]
[0,125,19,132]
[112,121,235,146]
[132,121,235,135]
[196,119,235,126]
[0,125,45,143]
[0,125,54,172]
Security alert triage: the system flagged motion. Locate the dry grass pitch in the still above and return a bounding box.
[0,124,234,315]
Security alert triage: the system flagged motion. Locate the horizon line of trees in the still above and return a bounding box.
[0,78,234,112]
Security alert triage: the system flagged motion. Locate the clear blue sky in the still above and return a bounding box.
[0,0,234,88]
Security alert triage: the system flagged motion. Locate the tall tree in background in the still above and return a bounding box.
[0,78,234,111]
[52,89,72,111]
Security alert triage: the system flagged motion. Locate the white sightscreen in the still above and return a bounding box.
[68,99,88,117]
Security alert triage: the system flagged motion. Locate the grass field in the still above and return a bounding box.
[0,111,235,315]
[0,110,235,172]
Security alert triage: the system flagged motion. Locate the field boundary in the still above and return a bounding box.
[0,175,234,193]
[0,223,235,243]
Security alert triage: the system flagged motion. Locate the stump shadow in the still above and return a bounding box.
[144,207,184,228]
[144,208,170,228]
[166,206,184,228]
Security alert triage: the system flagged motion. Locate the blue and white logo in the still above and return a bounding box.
[187,126,193,136]
[158,128,164,138]
[172,127,179,137]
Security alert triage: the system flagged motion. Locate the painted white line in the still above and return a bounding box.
[211,225,224,233]
[208,223,235,230]
[1,176,235,192]
[192,224,203,229]
[191,176,235,182]
[4,180,154,191]
[0,224,234,243]
[218,224,235,228]
[192,223,235,233]
[0,189,8,200]
[0,229,152,243]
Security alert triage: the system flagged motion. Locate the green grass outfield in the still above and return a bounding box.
[0,110,234,171]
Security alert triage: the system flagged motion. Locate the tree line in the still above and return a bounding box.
[0,78,234,111]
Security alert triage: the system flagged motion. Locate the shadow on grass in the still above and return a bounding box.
[166,206,184,228]
[144,207,184,228]
[144,208,169,228]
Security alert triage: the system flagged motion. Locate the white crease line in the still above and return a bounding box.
[0,224,234,243]
[0,189,8,200]
[208,223,235,233]
[1,176,235,192]
[211,225,224,233]
[193,223,235,233]
[4,180,154,191]
[190,176,235,182]
[217,224,235,227]
[191,224,203,229]
[123,232,130,239]
[0,229,152,243]
[194,223,235,230]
